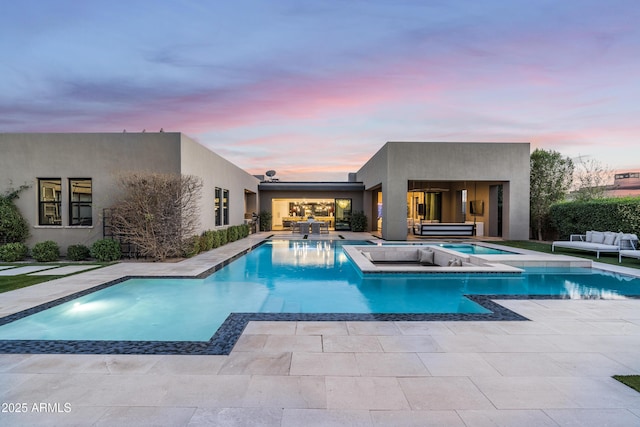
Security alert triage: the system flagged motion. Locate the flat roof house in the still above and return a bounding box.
[357,142,530,241]
[0,133,530,251]
[0,133,259,250]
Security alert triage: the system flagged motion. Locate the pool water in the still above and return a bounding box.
[0,240,638,342]
[380,242,515,255]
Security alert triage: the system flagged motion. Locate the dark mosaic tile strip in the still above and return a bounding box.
[0,294,534,355]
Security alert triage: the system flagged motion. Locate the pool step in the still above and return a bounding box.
[261,297,284,312]
[283,301,301,313]
[260,297,301,313]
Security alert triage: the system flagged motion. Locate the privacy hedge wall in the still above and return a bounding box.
[549,197,640,239]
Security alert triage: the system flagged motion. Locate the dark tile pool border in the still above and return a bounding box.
[1,294,639,355]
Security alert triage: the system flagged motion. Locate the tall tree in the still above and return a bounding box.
[572,156,612,201]
[530,149,574,240]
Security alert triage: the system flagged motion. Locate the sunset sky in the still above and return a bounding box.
[2,0,639,181]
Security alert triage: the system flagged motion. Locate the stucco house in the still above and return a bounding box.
[0,133,530,252]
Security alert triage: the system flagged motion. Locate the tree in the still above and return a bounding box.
[109,172,203,261]
[572,156,612,201]
[530,149,574,240]
[0,185,30,244]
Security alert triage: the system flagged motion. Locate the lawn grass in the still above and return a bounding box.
[499,240,640,270]
[0,275,64,293]
[0,262,110,294]
[613,375,640,393]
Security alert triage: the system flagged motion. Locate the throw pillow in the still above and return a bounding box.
[591,231,605,244]
[603,232,616,246]
[419,249,434,265]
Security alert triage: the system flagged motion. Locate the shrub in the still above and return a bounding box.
[32,240,60,262]
[240,224,250,238]
[549,197,640,239]
[66,244,91,261]
[211,230,222,248]
[0,198,30,244]
[218,228,228,246]
[90,239,122,262]
[259,211,272,231]
[350,211,368,232]
[202,230,214,251]
[228,225,239,242]
[198,235,209,252]
[0,242,29,262]
[182,235,201,258]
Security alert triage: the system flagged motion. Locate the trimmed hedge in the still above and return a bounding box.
[549,197,640,239]
[182,235,201,258]
[0,242,29,262]
[32,241,60,262]
[67,244,91,261]
[90,239,122,262]
[183,225,251,257]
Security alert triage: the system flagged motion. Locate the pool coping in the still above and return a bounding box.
[1,238,639,355]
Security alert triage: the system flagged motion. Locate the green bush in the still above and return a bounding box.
[32,240,60,262]
[228,225,239,242]
[182,235,201,258]
[202,230,214,251]
[211,230,222,248]
[0,242,29,262]
[0,199,30,244]
[66,244,91,261]
[549,197,640,239]
[259,211,272,231]
[350,211,368,232]
[218,228,228,246]
[240,223,250,238]
[90,239,122,262]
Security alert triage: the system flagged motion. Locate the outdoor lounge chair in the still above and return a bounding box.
[619,238,640,262]
[552,231,638,259]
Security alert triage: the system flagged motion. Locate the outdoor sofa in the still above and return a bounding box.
[552,231,638,259]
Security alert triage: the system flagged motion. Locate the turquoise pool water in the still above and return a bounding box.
[380,242,515,255]
[0,240,638,342]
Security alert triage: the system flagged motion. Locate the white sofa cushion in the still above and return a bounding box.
[585,231,593,242]
[591,231,605,244]
[603,232,616,246]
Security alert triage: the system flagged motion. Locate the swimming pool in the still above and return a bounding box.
[0,240,638,354]
[379,242,516,255]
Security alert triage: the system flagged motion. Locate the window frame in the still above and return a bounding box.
[223,189,229,225]
[38,178,62,226]
[215,187,222,226]
[68,178,93,226]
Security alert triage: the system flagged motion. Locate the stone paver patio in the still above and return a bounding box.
[1,232,639,426]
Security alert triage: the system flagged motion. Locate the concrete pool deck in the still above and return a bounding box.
[1,232,640,426]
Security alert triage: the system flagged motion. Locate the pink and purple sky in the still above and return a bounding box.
[2,0,639,181]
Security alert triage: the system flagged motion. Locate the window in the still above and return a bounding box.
[215,187,222,226]
[69,179,92,226]
[38,178,62,225]
[223,189,229,225]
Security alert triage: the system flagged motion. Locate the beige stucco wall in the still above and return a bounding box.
[0,133,182,251]
[0,133,259,253]
[356,142,530,240]
[179,134,260,232]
